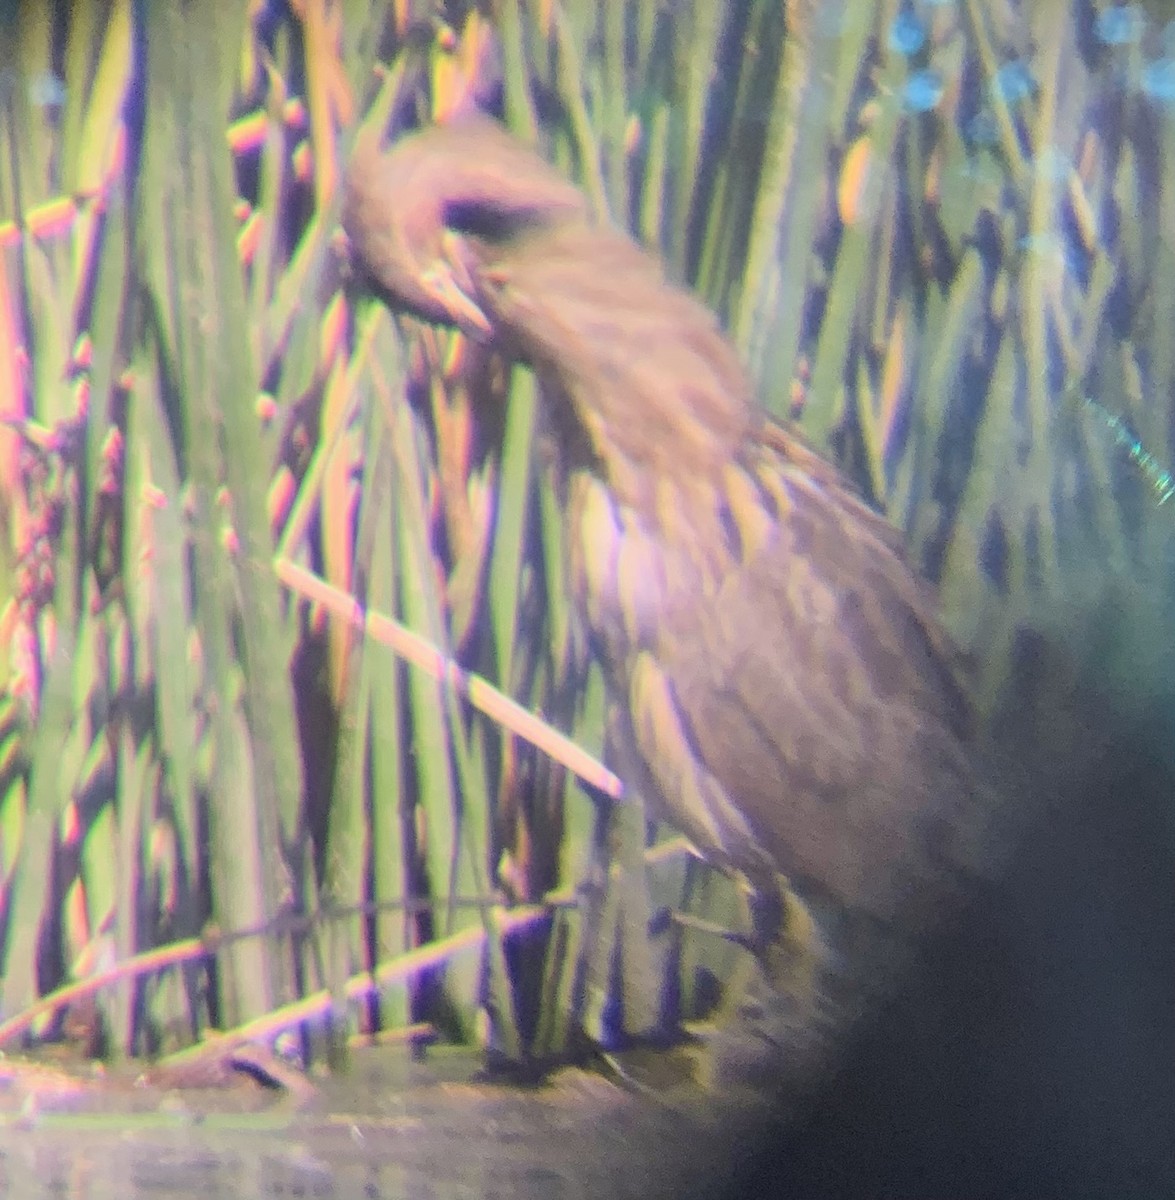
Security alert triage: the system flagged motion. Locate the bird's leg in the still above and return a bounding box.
[671,871,823,1029]
[746,873,823,1010]
[670,875,838,1098]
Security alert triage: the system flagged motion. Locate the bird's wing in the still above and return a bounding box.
[626,459,979,923]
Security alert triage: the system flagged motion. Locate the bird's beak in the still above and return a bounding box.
[419,236,494,341]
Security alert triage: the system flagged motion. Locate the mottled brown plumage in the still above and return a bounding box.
[343,116,983,959]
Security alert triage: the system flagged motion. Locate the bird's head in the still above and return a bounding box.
[341,115,589,340]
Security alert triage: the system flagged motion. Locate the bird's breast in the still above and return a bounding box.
[565,468,739,662]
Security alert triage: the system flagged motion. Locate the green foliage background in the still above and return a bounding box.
[0,0,1172,1064]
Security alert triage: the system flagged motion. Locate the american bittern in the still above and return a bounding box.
[343,116,982,978]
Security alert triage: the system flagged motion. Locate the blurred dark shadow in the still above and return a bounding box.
[727,666,1175,1200]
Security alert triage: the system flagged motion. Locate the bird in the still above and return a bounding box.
[342,114,986,991]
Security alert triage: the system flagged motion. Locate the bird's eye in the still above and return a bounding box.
[444,199,552,241]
